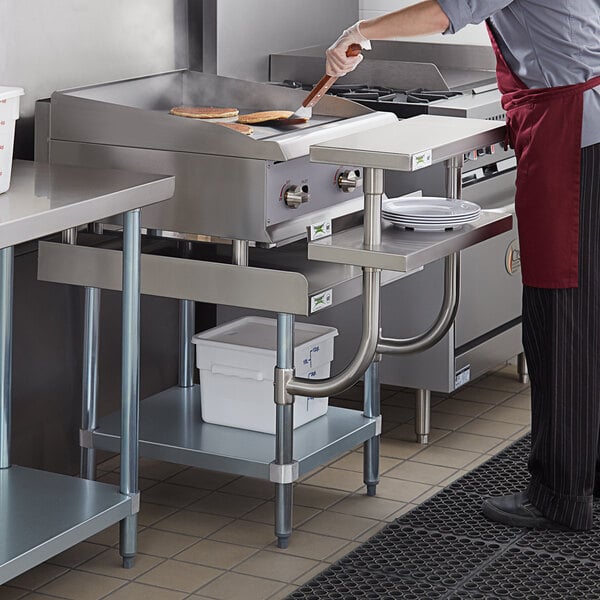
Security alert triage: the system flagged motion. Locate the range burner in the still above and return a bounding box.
[282,80,465,118]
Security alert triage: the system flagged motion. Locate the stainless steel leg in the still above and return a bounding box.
[80,286,101,480]
[415,389,431,445]
[0,247,14,470]
[517,352,529,385]
[119,209,141,568]
[178,300,195,388]
[275,313,294,549]
[363,357,381,496]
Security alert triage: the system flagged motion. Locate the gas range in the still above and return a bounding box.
[271,41,506,121]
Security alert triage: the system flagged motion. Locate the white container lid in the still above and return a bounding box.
[0,87,24,101]
[193,316,337,356]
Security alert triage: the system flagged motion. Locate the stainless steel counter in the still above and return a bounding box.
[0,160,174,583]
[0,161,174,249]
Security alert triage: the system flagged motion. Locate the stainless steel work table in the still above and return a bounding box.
[0,160,174,583]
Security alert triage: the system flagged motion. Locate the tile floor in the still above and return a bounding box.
[0,363,531,600]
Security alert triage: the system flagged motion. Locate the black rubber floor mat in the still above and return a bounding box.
[287,434,600,599]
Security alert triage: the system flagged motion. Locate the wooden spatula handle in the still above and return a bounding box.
[302,43,364,109]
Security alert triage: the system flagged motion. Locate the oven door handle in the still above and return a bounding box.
[377,252,460,355]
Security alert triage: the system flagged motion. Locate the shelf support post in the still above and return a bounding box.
[119,209,141,568]
[274,312,294,549]
[363,354,381,496]
[80,286,101,479]
[0,247,14,470]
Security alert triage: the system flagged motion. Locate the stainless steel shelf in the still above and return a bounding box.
[310,115,506,171]
[308,211,513,272]
[0,466,133,584]
[92,386,377,479]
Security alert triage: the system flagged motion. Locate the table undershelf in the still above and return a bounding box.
[92,385,377,479]
[0,466,133,584]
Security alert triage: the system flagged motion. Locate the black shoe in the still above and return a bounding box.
[482,491,569,530]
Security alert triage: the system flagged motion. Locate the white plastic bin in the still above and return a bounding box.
[0,87,24,195]
[193,317,338,434]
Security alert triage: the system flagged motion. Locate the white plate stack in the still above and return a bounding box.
[382,196,482,232]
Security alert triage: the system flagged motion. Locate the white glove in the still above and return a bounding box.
[326,21,372,77]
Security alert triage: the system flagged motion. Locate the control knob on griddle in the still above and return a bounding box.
[338,169,362,193]
[284,184,310,209]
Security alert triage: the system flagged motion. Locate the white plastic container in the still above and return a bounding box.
[193,317,338,434]
[0,87,25,195]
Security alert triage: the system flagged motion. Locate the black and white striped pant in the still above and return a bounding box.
[524,142,600,530]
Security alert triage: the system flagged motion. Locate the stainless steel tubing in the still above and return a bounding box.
[363,357,381,496]
[287,267,381,398]
[275,313,294,549]
[446,155,464,199]
[61,227,78,245]
[232,239,249,267]
[363,167,384,249]
[178,241,196,388]
[377,253,460,355]
[415,389,431,444]
[89,222,104,235]
[0,247,14,470]
[517,352,529,385]
[119,208,141,568]
[178,300,195,388]
[80,286,101,480]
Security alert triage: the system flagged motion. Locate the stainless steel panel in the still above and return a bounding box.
[50,141,370,245]
[0,466,132,584]
[308,212,513,272]
[455,217,521,346]
[0,162,174,250]
[92,386,376,479]
[311,116,506,171]
[455,324,523,385]
[38,241,411,317]
[270,41,497,91]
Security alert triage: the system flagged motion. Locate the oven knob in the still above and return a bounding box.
[284,185,310,209]
[338,169,362,193]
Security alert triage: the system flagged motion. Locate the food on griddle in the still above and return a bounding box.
[169,106,239,119]
[237,110,308,124]
[218,122,254,135]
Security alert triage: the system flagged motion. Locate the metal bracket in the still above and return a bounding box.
[79,428,95,449]
[128,492,141,514]
[375,416,382,436]
[269,461,299,484]
[274,367,295,405]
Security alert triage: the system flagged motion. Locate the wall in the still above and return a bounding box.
[0,0,189,159]
[359,0,490,46]
[212,0,359,82]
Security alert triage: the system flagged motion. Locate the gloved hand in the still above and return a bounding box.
[326,21,372,77]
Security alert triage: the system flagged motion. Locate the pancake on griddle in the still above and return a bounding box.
[218,122,254,135]
[169,106,239,119]
[237,110,308,125]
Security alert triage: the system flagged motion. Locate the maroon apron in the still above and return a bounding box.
[487,24,600,288]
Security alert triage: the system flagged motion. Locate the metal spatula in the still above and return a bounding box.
[280,44,363,125]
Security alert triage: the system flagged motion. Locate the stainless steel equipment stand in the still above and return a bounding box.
[38,116,512,548]
[0,247,14,472]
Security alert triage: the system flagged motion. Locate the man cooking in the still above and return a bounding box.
[326,0,600,531]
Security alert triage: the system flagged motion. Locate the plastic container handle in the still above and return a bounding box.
[210,364,264,381]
